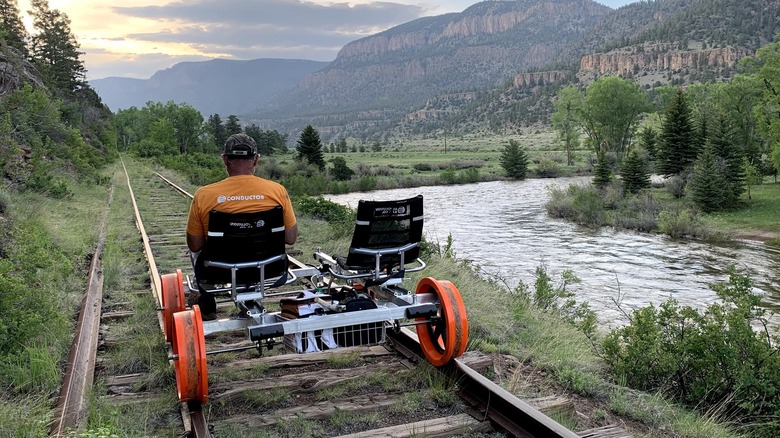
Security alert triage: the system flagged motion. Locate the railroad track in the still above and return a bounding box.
[53,158,628,437]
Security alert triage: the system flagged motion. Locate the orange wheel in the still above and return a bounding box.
[415,277,469,366]
[172,305,208,404]
[161,269,185,343]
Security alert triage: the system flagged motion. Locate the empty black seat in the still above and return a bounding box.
[336,195,424,272]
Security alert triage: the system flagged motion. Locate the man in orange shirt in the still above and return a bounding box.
[186,133,298,319]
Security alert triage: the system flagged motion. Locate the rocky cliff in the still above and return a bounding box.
[0,45,44,96]
[254,0,610,129]
[513,70,569,88]
[580,45,752,76]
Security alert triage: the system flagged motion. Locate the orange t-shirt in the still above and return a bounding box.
[186,175,296,238]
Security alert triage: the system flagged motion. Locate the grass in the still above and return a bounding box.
[0,154,756,436]
[707,180,780,238]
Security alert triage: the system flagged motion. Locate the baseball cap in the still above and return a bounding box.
[223,133,257,158]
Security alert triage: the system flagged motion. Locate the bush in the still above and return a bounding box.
[612,193,660,232]
[603,268,780,436]
[413,163,432,171]
[664,175,686,199]
[545,184,606,226]
[534,157,562,178]
[295,196,354,231]
[657,208,712,239]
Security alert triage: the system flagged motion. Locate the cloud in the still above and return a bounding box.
[113,0,425,50]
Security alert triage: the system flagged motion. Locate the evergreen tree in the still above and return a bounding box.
[296,125,325,170]
[499,139,528,179]
[593,154,613,188]
[28,0,85,93]
[708,113,744,208]
[330,156,354,181]
[688,146,728,212]
[0,0,28,55]
[224,115,241,136]
[692,116,708,157]
[639,126,657,159]
[621,149,651,194]
[206,114,226,150]
[657,89,696,176]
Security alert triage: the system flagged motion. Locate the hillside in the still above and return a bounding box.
[91,58,328,116]
[407,0,780,137]
[247,0,610,137]
[90,0,780,140]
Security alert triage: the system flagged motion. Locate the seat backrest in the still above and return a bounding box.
[196,206,287,285]
[345,195,423,270]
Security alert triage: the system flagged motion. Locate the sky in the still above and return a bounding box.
[18,0,637,81]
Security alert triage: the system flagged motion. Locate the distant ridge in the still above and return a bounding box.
[90,58,329,116]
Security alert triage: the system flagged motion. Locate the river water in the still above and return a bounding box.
[327,177,780,328]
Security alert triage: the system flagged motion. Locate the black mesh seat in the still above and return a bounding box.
[196,206,288,289]
[335,195,424,274]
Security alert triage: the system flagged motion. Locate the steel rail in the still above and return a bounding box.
[126,164,212,437]
[49,186,113,437]
[388,328,579,438]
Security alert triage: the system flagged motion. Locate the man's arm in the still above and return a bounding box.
[285,223,298,245]
[187,232,206,252]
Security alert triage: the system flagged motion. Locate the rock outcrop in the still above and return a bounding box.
[580,46,752,75]
[0,45,45,96]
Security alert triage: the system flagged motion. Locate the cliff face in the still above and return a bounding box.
[338,1,605,59]
[0,45,44,96]
[513,70,569,88]
[580,46,752,75]
[257,0,610,123]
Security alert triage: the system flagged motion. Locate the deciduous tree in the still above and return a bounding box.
[579,76,649,165]
[551,85,582,166]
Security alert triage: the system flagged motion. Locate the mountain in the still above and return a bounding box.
[400,0,780,138]
[248,0,610,136]
[91,0,780,140]
[90,58,328,116]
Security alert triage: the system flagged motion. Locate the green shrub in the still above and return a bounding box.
[0,186,11,214]
[570,186,606,225]
[535,157,562,178]
[664,175,686,199]
[295,196,353,224]
[355,175,377,192]
[612,193,660,232]
[657,208,712,239]
[603,268,780,436]
[413,163,432,171]
[439,168,457,184]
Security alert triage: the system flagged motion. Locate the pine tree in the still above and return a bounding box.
[28,0,85,93]
[0,0,28,55]
[688,146,728,213]
[593,154,613,188]
[639,126,657,159]
[657,89,696,176]
[499,139,528,179]
[206,114,226,150]
[224,115,241,136]
[708,113,745,208]
[296,125,325,170]
[621,149,651,194]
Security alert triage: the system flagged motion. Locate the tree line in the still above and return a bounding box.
[542,37,780,213]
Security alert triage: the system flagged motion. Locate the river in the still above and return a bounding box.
[326,177,780,328]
